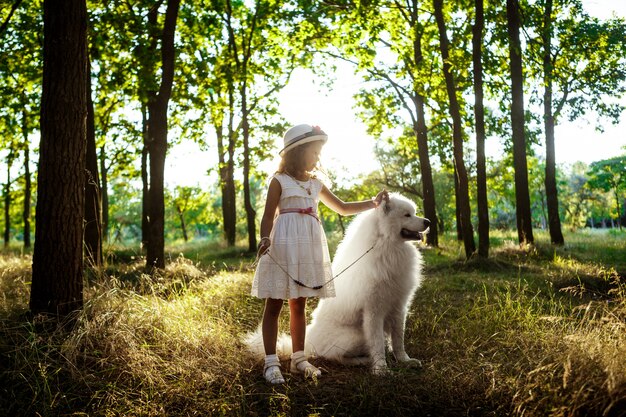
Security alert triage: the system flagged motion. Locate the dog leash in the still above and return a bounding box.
[252,243,376,290]
[252,230,428,290]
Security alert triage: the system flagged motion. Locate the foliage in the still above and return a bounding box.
[107,179,143,242]
[1,231,625,416]
[1,0,625,251]
[165,185,221,240]
[0,0,41,248]
[524,0,626,125]
[88,0,146,181]
[0,173,35,242]
[89,151,620,247]
[586,155,626,226]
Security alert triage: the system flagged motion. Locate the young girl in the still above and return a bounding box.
[252,123,388,384]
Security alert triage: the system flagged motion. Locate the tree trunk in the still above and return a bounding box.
[414,103,438,247]
[141,104,149,251]
[145,0,180,270]
[209,69,237,247]
[85,58,103,266]
[615,188,622,229]
[226,85,237,246]
[20,105,32,249]
[506,0,534,245]
[216,125,237,247]
[542,0,565,245]
[146,93,168,270]
[30,0,87,317]
[453,166,462,241]
[434,0,475,258]
[22,137,31,249]
[241,84,257,253]
[4,152,11,248]
[225,151,237,245]
[411,13,438,247]
[473,0,489,257]
[99,145,109,241]
[176,204,188,241]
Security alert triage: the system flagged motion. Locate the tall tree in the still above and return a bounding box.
[397,0,439,247]
[30,0,88,317]
[88,0,143,244]
[538,0,564,245]
[433,0,475,258]
[525,0,626,244]
[141,105,149,249]
[224,0,256,251]
[223,0,298,252]
[473,0,489,257]
[3,147,14,247]
[176,0,298,248]
[21,112,32,249]
[173,1,237,246]
[506,0,534,245]
[88,0,171,252]
[145,0,180,269]
[215,85,238,247]
[84,57,102,267]
[0,0,42,250]
[343,0,440,246]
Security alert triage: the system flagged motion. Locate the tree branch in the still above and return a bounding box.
[0,0,23,39]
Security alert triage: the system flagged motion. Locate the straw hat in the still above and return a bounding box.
[279,124,328,156]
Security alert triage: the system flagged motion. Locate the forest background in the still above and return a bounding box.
[1,0,625,268]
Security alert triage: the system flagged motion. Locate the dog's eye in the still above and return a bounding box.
[404,213,411,217]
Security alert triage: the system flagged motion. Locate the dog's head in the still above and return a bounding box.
[377,193,430,242]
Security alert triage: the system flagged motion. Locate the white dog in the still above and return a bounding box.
[244,193,429,375]
[305,193,429,374]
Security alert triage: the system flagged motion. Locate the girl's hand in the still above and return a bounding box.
[373,189,389,208]
[258,237,271,255]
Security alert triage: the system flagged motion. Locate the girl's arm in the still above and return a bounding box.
[258,178,281,252]
[319,185,388,216]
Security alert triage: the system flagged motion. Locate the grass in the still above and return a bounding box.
[0,230,625,416]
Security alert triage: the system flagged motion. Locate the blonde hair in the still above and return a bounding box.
[277,143,309,174]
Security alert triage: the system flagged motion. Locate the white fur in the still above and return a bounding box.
[244,193,429,374]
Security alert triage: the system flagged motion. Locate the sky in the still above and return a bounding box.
[167,0,626,188]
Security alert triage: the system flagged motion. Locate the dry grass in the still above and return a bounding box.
[0,230,625,416]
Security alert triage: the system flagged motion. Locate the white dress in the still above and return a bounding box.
[251,173,335,299]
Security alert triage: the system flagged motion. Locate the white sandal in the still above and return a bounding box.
[263,356,285,385]
[290,351,321,378]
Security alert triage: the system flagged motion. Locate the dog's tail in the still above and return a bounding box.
[242,326,293,359]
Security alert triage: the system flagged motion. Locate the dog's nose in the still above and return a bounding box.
[424,218,430,227]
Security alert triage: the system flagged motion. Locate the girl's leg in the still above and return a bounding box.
[261,298,285,384]
[288,297,321,378]
[262,298,284,355]
[288,297,307,352]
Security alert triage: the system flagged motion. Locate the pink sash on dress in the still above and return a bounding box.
[279,207,320,222]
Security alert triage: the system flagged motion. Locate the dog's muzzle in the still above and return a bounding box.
[401,228,421,240]
[400,226,430,241]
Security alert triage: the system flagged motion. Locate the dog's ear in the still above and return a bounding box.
[382,200,391,215]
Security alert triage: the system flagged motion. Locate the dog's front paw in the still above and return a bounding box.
[400,357,423,368]
[395,351,422,367]
[371,358,391,376]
